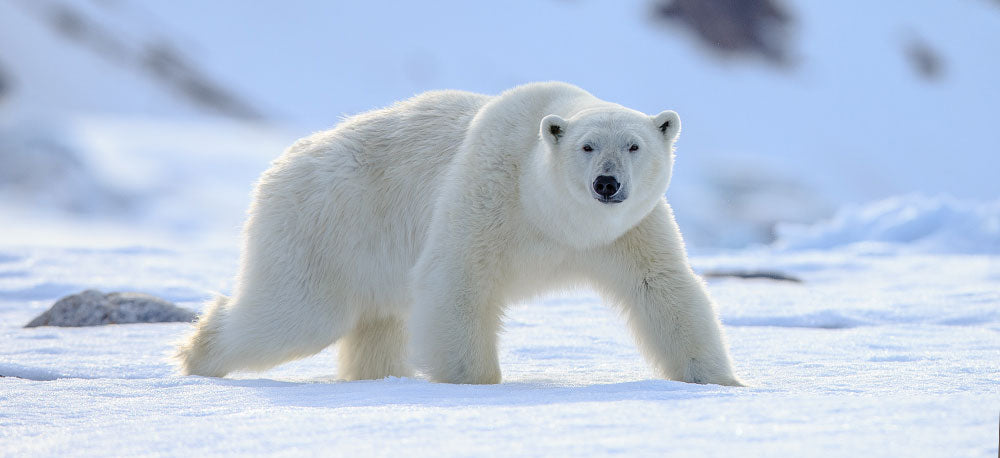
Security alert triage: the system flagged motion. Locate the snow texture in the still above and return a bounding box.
[1,246,997,456]
[24,289,196,328]
[775,194,1000,254]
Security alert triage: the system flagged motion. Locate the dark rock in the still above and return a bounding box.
[904,34,945,81]
[0,61,8,100]
[652,0,793,66]
[25,289,196,327]
[702,270,802,283]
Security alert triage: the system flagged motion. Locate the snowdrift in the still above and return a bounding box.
[775,194,1000,254]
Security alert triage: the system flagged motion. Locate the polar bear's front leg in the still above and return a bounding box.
[410,249,504,385]
[621,270,744,386]
[588,203,744,386]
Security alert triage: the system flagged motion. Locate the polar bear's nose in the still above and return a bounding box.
[593,175,620,198]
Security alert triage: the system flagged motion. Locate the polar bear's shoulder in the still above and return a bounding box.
[493,82,596,111]
[401,89,493,110]
[363,89,493,123]
[500,81,591,98]
[462,82,598,146]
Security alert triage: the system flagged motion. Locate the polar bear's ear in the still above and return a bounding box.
[652,110,681,142]
[540,114,567,146]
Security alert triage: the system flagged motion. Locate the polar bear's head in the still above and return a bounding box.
[531,107,680,247]
[540,106,678,200]
[541,108,680,208]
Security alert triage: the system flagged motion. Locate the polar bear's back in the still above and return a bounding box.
[241,83,598,311]
[244,90,491,310]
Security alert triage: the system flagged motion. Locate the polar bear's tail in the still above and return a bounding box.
[174,295,232,377]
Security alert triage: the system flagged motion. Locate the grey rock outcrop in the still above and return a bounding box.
[25,289,196,327]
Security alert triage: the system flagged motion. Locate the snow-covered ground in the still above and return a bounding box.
[1,239,997,456]
[2,0,999,455]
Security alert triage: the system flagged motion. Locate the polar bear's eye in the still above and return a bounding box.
[629,144,639,152]
[582,144,593,152]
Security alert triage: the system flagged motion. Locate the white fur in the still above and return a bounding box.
[175,82,743,386]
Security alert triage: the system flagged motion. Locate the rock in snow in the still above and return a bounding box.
[25,289,196,327]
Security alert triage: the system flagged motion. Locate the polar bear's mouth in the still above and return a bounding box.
[596,196,625,204]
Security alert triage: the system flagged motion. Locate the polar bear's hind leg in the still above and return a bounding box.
[337,313,411,381]
[176,294,351,377]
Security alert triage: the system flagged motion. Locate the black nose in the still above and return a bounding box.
[593,175,620,198]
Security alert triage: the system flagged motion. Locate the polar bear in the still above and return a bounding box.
[176,82,743,386]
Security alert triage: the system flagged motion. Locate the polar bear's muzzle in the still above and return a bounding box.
[592,175,626,204]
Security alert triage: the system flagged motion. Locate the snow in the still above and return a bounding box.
[1,245,997,456]
[775,194,1000,254]
[0,117,296,246]
[0,0,217,121]
[2,0,999,455]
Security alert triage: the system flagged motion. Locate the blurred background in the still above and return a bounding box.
[1,0,998,251]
